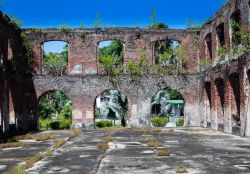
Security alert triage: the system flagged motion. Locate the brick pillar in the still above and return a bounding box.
[215,79,224,131]
[2,80,9,133]
[246,69,250,136]
[224,77,232,133]
[211,81,218,129]
[240,66,248,136]
[71,95,85,127]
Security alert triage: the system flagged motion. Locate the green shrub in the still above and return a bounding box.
[39,118,52,130]
[176,118,184,127]
[95,120,112,128]
[150,117,168,127]
[57,116,72,129]
[50,117,72,130]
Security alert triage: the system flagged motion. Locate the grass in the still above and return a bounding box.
[96,143,109,150]
[25,153,43,168]
[3,165,26,174]
[175,167,188,173]
[187,128,211,132]
[156,149,171,157]
[70,129,81,139]
[104,127,127,132]
[102,136,113,142]
[53,139,67,148]
[10,134,33,142]
[34,133,55,141]
[45,149,53,157]
[3,153,43,174]
[152,129,161,133]
[147,141,164,148]
[143,135,159,142]
[0,142,30,149]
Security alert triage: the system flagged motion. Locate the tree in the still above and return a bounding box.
[43,44,68,76]
[99,41,123,65]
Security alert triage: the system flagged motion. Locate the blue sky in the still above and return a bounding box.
[2,0,225,53]
[2,0,224,29]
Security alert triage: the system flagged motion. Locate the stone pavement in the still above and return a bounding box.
[2,128,250,174]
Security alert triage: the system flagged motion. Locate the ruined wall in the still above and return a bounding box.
[0,11,38,134]
[24,28,199,75]
[32,74,200,128]
[199,0,250,136]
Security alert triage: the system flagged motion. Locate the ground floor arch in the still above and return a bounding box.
[38,90,72,130]
[94,89,128,128]
[150,87,184,127]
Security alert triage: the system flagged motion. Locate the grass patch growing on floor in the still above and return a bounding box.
[0,142,30,150]
[147,141,164,148]
[70,129,81,139]
[156,149,171,156]
[96,143,109,150]
[102,136,113,142]
[10,134,33,142]
[175,167,188,173]
[186,128,211,132]
[25,153,43,168]
[34,133,55,141]
[45,149,53,157]
[3,153,43,174]
[53,139,67,148]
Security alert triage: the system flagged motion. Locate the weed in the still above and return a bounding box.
[156,149,171,156]
[102,136,113,142]
[25,153,43,168]
[10,134,33,142]
[175,167,188,173]
[96,143,109,150]
[53,139,67,148]
[147,141,164,148]
[45,149,53,157]
[70,129,81,139]
[34,133,55,141]
[0,142,30,149]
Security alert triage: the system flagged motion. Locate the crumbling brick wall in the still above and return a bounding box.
[199,0,250,136]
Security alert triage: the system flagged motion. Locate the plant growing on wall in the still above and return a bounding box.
[125,49,148,84]
[43,45,68,76]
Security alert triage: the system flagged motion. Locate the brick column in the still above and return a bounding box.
[224,77,232,133]
[211,81,218,129]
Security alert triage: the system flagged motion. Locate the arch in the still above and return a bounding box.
[214,78,225,131]
[94,89,128,128]
[205,33,212,60]
[37,90,72,130]
[152,39,181,66]
[150,87,185,127]
[97,40,125,74]
[228,73,241,134]
[41,41,69,75]
[230,10,241,48]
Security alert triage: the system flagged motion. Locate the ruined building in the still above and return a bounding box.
[0,0,250,136]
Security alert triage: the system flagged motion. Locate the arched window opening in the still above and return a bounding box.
[229,73,241,135]
[98,40,124,74]
[150,87,184,127]
[42,41,68,76]
[38,90,72,130]
[205,33,212,60]
[94,90,128,128]
[230,11,241,48]
[154,40,181,66]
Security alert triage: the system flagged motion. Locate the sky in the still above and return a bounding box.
[1,0,225,52]
[2,0,225,29]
